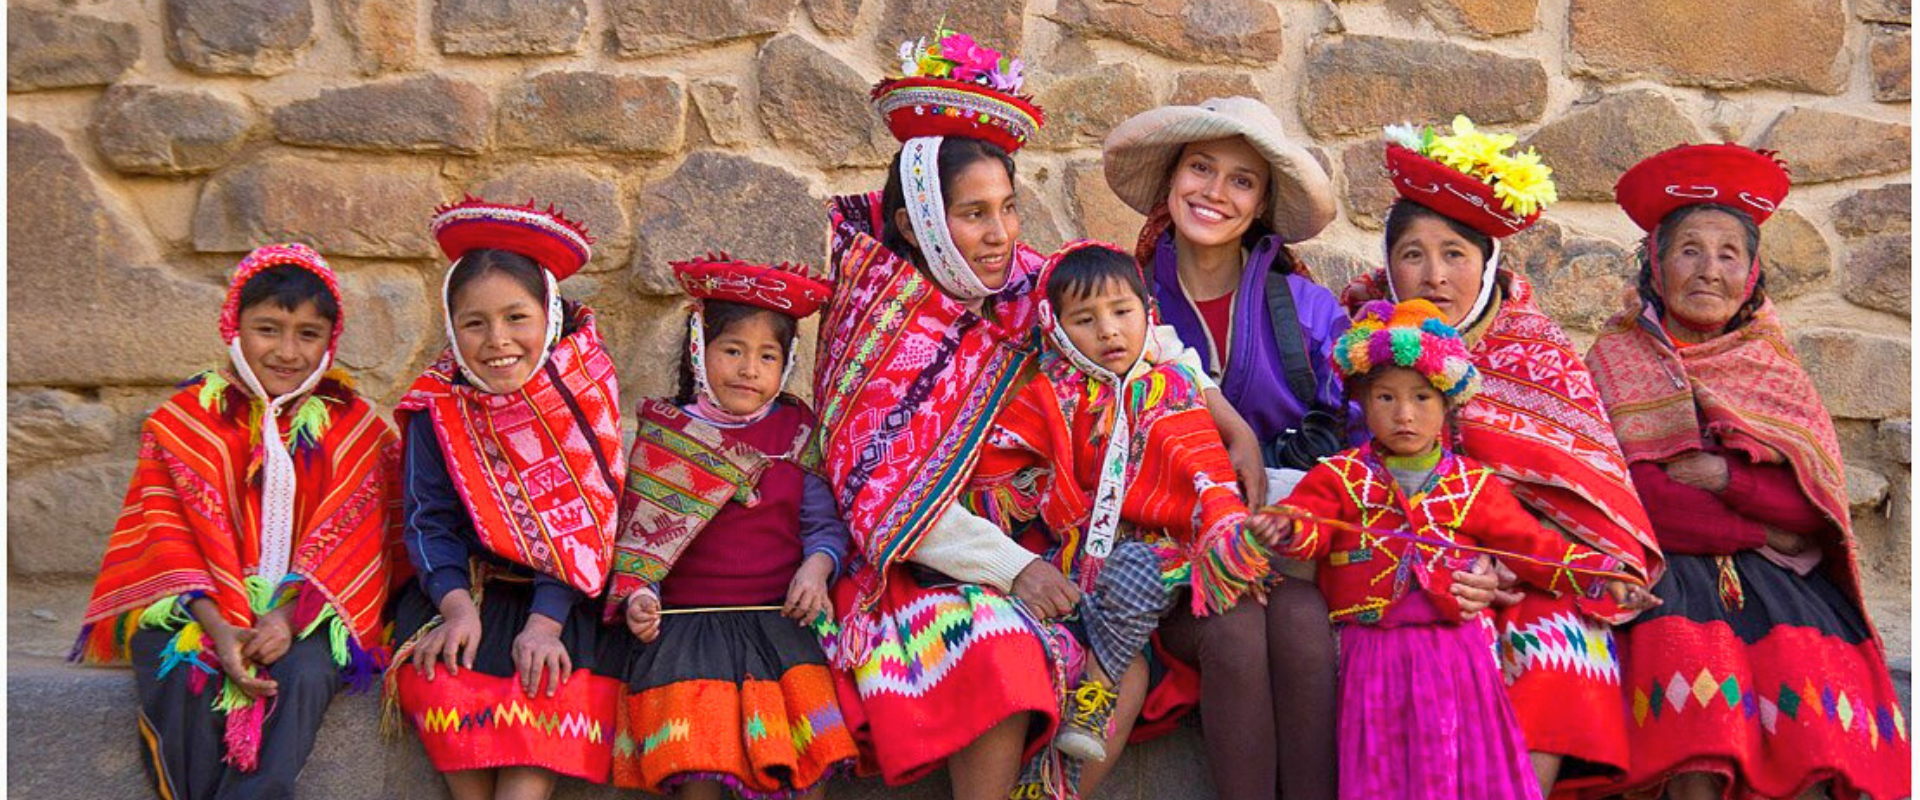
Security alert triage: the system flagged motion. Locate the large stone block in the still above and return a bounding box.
[1050,0,1282,65]
[475,164,631,271]
[756,35,890,168]
[9,120,224,386]
[1503,220,1637,333]
[9,461,134,577]
[1066,157,1146,250]
[1032,62,1155,150]
[332,0,420,76]
[90,85,253,176]
[1757,210,1832,302]
[630,151,822,296]
[8,390,116,468]
[1843,235,1911,318]
[608,0,800,57]
[1793,327,1911,420]
[333,268,432,402]
[1339,141,1395,229]
[806,0,863,35]
[1292,242,1375,299]
[1421,0,1537,37]
[1519,90,1699,203]
[193,154,445,258]
[1871,26,1911,103]
[1569,0,1846,93]
[435,0,587,55]
[1859,0,1911,23]
[1832,184,1911,240]
[877,0,1026,60]
[1015,175,1068,255]
[1300,36,1547,138]
[1755,108,1911,184]
[691,79,750,147]
[166,0,316,76]
[498,71,685,156]
[1171,71,1264,105]
[8,8,140,92]
[274,75,492,154]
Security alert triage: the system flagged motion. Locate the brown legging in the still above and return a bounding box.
[1158,579,1337,800]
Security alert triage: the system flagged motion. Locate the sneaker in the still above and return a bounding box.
[1054,679,1117,762]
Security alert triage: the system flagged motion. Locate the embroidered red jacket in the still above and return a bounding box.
[1277,445,1624,625]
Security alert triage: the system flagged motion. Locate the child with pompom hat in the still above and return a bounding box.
[1247,299,1654,800]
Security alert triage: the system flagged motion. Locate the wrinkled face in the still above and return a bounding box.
[451,272,547,394]
[236,300,332,398]
[1387,217,1488,327]
[1057,277,1149,375]
[1362,367,1447,458]
[704,312,787,417]
[1166,136,1271,249]
[1657,209,1753,331]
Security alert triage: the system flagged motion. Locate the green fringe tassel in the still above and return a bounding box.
[196,370,231,413]
[138,595,193,631]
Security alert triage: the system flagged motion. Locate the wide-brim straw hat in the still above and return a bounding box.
[1103,96,1336,243]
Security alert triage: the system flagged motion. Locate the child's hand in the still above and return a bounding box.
[412,590,481,681]
[784,553,835,625]
[1244,512,1294,550]
[242,605,293,666]
[190,598,277,697]
[1607,579,1661,612]
[625,591,662,643]
[512,613,571,698]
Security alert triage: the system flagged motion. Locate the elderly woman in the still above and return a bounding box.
[1340,117,1661,796]
[1586,144,1909,800]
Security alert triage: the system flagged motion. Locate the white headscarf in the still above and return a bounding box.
[900,136,997,300]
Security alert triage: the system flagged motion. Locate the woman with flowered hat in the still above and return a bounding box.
[1099,96,1354,800]
[1340,117,1661,796]
[386,197,626,798]
[604,253,859,799]
[1584,144,1909,800]
[75,243,401,799]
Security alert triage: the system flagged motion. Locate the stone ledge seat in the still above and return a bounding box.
[7,656,1214,800]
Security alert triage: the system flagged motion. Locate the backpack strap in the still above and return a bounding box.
[1262,268,1321,409]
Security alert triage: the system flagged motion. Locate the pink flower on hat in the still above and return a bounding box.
[940,31,1002,83]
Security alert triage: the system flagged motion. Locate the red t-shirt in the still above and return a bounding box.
[1192,292,1233,368]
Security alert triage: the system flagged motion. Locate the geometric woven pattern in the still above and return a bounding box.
[1631,667,1910,751]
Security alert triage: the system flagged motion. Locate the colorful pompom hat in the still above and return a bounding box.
[1382,116,1558,238]
[1332,299,1482,408]
[873,24,1044,153]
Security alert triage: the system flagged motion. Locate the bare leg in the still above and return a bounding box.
[493,766,559,800]
[1529,752,1562,797]
[1159,600,1276,800]
[1665,772,1722,800]
[674,781,726,800]
[1265,579,1337,800]
[1076,659,1150,797]
[444,769,495,800]
[949,712,1033,800]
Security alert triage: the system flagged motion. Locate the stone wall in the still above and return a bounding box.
[7,0,1911,658]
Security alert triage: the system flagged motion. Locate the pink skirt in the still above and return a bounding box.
[1337,596,1541,800]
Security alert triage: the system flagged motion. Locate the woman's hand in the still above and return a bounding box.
[1765,527,1812,555]
[1205,387,1269,504]
[1665,452,1731,492]
[1011,560,1081,620]
[625,591,662,643]
[242,604,293,666]
[784,553,835,625]
[411,590,481,681]
[512,614,572,698]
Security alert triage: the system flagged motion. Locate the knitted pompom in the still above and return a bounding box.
[1388,327,1422,367]
[1367,333,1396,371]
[1355,300,1397,327]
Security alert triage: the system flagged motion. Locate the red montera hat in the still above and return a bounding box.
[672,252,832,319]
[874,26,1043,153]
[1614,143,1791,232]
[431,196,595,280]
[1386,144,1540,238]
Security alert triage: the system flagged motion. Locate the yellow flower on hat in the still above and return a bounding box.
[1383,114,1557,220]
[1489,147,1558,218]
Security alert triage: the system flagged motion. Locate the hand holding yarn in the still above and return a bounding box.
[625,589,662,643]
